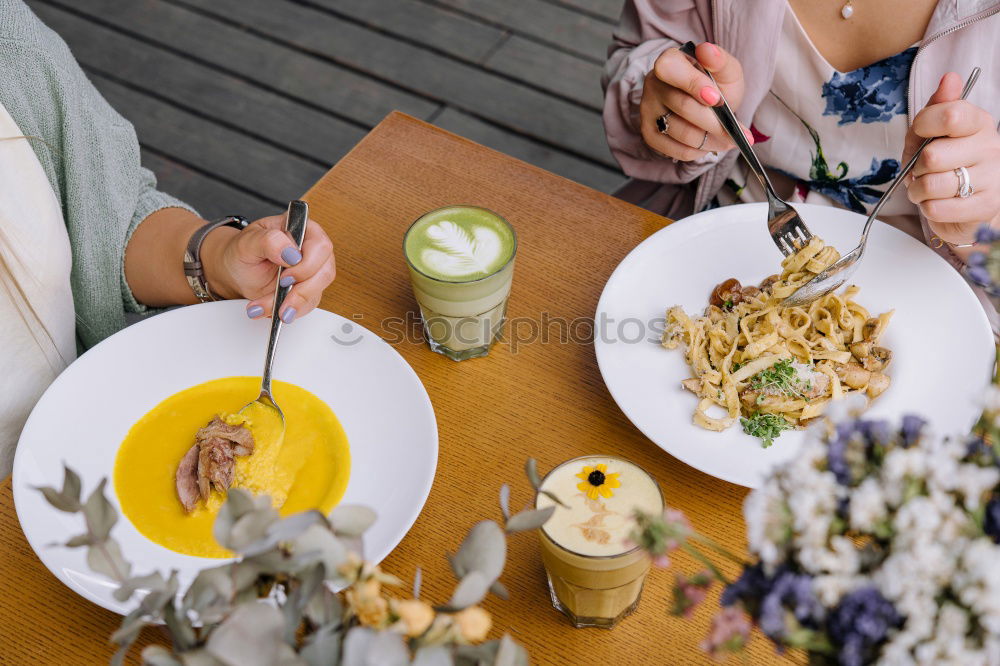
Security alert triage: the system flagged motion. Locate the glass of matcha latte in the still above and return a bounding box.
[403,205,517,361]
[535,455,664,628]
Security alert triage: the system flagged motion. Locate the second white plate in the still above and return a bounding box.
[596,203,994,488]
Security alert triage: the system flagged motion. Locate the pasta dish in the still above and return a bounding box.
[662,238,893,447]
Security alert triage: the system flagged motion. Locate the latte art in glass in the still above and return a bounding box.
[404,206,516,361]
[404,206,515,282]
[419,220,506,280]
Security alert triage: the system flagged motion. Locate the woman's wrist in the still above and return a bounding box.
[200,225,242,300]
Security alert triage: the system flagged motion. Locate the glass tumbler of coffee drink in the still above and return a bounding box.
[403,205,516,361]
[535,455,664,628]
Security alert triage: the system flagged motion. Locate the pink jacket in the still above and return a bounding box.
[603,0,1000,227]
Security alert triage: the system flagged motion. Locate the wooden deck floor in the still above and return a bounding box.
[27,0,626,220]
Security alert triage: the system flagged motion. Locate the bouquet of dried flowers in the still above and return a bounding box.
[635,405,1000,665]
[38,460,559,666]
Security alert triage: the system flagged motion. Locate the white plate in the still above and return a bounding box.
[13,301,437,614]
[596,203,994,488]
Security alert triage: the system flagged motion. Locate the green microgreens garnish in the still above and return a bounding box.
[749,359,810,402]
[740,413,792,448]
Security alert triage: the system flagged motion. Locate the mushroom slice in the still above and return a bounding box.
[850,340,873,360]
[709,278,743,309]
[835,362,871,390]
[867,373,890,399]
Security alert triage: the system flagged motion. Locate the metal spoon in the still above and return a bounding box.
[783,67,981,307]
[240,200,309,426]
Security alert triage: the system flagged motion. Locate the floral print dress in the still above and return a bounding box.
[718,6,921,236]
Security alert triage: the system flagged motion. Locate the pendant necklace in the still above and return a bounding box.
[841,0,855,19]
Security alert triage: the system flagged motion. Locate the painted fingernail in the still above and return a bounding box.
[281,247,302,266]
[700,86,720,105]
[279,274,296,288]
[743,127,755,145]
[246,304,264,319]
[281,307,297,324]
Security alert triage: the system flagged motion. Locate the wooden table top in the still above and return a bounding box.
[0,112,797,665]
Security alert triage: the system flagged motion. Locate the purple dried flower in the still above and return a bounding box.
[827,428,853,486]
[899,415,926,448]
[836,496,851,521]
[672,571,713,618]
[975,225,1000,245]
[966,436,997,464]
[652,554,671,568]
[721,562,769,608]
[827,587,902,666]
[856,420,892,445]
[984,495,1000,544]
[759,571,823,640]
[827,419,895,485]
[967,265,992,287]
[967,251,987,267]
[722,564,822,645]
[700,606,751,661]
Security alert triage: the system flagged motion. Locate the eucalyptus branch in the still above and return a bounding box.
[38,462,550,666]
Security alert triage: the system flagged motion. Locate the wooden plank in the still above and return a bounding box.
[428,0,613,63]
[432,108,622,192]
[141,150,277,220]
[89,73,327,205]
[302,0,605,110]
[549,0,623,23]
[177,0,616,168]
[31,2,365,167]
[303,0,506,63]
[485,34,604,110]
[46,0,439,126]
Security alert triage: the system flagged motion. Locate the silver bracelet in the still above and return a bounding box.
[183,215,249,302]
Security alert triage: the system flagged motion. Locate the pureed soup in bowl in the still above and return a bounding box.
[536,456,663,628]
[114,376,350,558]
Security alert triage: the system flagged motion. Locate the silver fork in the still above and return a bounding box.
[782,67,982,308]
[679,41,812,256]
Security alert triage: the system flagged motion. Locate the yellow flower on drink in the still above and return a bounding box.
[575,463,621,500]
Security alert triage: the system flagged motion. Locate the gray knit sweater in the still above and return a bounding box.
[0,0,195,349]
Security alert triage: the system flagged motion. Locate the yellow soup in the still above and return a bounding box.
[114,377,350,558]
